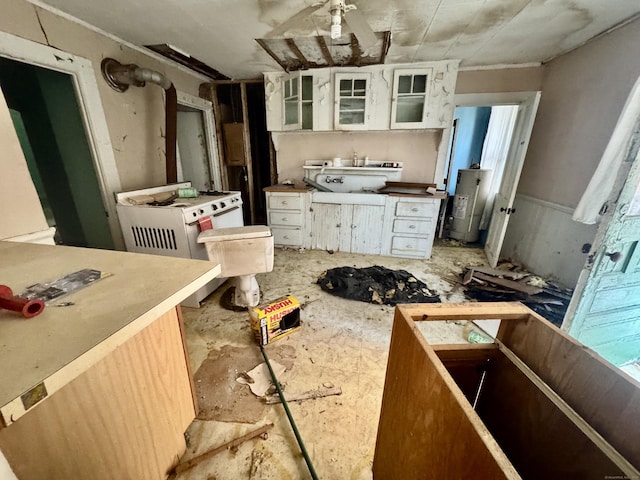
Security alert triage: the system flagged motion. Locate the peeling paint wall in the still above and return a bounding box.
[0,0,205,192]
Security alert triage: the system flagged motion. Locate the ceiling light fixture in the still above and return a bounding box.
[330,0,343,39]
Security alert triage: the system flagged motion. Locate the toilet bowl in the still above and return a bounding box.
[197,226,274,307]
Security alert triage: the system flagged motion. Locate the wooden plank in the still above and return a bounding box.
[373,308,520,479]
[472,267,529,280]
[240,83,256,225]
[498,310,640,469]
[477,349,629,479]
[399,302,531,322]
[473,272,542,295]
[201,83,230,190]
[0,308,195,479]
[315,36,334,66]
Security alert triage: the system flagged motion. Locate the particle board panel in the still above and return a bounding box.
[498,312,640,469]
[373,308,520,480]
[0,307,195,479]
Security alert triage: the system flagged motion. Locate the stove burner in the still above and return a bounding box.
[200,190,231,197]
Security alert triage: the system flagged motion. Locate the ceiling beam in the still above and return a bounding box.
[316,36,334,67]
[255,38,290,72]
[349,34,361,66]
[285,38,310,70]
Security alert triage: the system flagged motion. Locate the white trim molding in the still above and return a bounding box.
[0,31,125,249]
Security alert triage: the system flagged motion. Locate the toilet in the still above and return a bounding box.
[197,226,274,308]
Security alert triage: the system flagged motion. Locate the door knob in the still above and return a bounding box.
[605,252,623,263]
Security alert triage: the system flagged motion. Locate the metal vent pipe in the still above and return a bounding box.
[101,58,178,184]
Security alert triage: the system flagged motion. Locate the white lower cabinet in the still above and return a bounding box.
[268,191,440,258]
[265,191,310,248]
[382,196,441,259]
[310,203,385,254]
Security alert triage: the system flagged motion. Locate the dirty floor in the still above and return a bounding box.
[178,245,488,480]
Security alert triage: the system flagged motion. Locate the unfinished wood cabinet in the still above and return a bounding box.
[374,302,640,480]
[0,241,220,479]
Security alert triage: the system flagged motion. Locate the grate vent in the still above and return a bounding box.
[131,226,177,250]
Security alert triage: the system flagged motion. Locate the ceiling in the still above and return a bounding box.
[35,0,640,79]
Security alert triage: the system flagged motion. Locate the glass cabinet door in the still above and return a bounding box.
[283,74,301,130]
[301,75,313,130]
[391,69,432,129]
[334,73,370,130]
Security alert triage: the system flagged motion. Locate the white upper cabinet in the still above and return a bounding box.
[334,72,371,130]
[390,68,432,129]
[264,61,458,132]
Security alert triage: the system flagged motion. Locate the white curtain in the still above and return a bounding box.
[478,105,519,230]
[573,76,640,224]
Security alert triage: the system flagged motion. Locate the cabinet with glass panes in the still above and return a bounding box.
[334,72,371,130]
[390,68,433,129]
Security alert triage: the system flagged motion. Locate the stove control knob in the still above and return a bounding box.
[212,204,218,211]
[220,202,226,208]
[198,209,204,214]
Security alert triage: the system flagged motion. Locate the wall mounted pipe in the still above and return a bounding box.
[101,58,177,184]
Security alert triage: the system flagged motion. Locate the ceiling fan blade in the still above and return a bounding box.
[343,7,377,49]
[266,1,328,38]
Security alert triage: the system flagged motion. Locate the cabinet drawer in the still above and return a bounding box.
[393,218,433,234]
[272,227,303,246]
[268,195,302,210]
[395,201,437,218]
[269,211,303,227]
[391,235,432,257]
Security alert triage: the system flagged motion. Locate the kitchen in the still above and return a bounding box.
[1,0,640,478]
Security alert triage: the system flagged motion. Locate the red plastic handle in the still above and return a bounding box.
[0,285,45,318]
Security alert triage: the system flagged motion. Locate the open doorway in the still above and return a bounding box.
[0,57,114,249]
[438,92,541,267]
[176,92,222,193]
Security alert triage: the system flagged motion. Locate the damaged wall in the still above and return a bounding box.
[502,17,640,287]
[273,130,441,184]
[0,0,209,240]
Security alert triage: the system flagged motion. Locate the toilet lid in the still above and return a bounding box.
[197,225,271,243]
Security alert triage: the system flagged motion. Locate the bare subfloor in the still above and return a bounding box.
[179,245,488,480]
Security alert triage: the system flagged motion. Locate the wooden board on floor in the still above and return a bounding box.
[373,309,520,479]
[0,308,195,479]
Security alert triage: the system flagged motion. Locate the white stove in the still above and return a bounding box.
[115,182,244,307]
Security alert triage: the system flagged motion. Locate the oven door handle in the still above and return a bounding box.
[213,205,240,217]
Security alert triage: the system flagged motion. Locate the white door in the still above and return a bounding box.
[484,92,541,266]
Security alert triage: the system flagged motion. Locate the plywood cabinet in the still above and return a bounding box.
[374,302,640,480]
[0,241,220,479]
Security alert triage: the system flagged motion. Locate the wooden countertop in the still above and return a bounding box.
[0,242,220,425]
[263,182,310,193]
[387,192,448,199]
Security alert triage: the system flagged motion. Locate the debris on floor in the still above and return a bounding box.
[170,423,273,477]
[317,266,441,305]
[460,261,573,326]
[264,385,343,404]
[236,361,287,396]
[193,344,295,424]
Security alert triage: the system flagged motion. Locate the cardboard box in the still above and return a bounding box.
[250,295,301,346]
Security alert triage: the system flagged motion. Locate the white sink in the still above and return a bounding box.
[312,191,386,205]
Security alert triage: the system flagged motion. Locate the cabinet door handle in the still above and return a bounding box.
[282,201,288,205]
[411,208,419,212]
[409,224,416,229]
[284,235,289,239]
[282,217,288,221]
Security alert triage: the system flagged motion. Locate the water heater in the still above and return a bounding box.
[450,168,492,243]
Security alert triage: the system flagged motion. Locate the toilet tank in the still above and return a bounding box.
[197,226,274,277]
